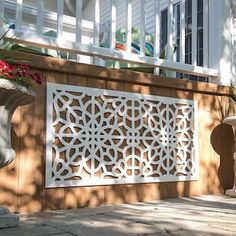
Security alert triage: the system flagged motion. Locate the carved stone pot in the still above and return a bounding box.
[0,78,36,168]
[0,78,36,228]
[223,116,236,197]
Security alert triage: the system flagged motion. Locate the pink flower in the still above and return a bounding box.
[19,64,29,70]
[33,72,43,85]
[0,60,7,71]
[5,64,16,73]
[0,59,43,88]
[3,71,14,79]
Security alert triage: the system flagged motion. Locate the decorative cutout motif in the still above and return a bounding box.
[46,83,198,187]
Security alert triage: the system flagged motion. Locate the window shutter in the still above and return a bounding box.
[160,9,168,54]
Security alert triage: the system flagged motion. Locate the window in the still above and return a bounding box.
[197,0,204,67]
[160,0,207,82]
[185,0,192,65]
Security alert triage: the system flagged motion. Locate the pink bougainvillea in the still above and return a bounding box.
[0,59,42,88]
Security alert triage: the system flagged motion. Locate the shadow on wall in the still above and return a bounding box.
[0,52,235,213]
[0,70,199,213]
[211,123,234,190]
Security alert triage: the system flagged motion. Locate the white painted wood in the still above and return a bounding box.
[154,1,161,57]
[36,0,44,35]
[167,0,174,61]
[173,2,178,62]
[57,0,64,40]
[126,0,132,53]
[110,0,116,49]
[83,0,156,36]
[203,0,209,67]
[76,0,82,43]
[2,0,218,78]
[100,0,110,28]
[180,0,185,63]
[192,0,197,66]
[3,0,94,32]
[93,0,101,65]
[132,0,141,28]
[140,0,145,56]
[145,0,155,35]
[5,30,218,78]
[16,0,23,31]
[46,83,199,187]
[154,0,160,75]
[94,0,100,46]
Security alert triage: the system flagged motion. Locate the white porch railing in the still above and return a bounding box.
[0,0,218,79]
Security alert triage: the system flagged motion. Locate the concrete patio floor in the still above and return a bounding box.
[0,195,235,236]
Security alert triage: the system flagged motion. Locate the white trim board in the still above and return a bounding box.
[46,82,199,188]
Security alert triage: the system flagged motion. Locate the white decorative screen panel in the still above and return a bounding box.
[46,83,198,188]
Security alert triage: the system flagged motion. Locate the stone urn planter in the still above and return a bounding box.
[0,79,36,168]
[0,78,36,228]
[223,116,236,197]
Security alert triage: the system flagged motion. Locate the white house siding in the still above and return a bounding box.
[208,0,233,86]
[22,0,75,16]
[145,0,155,35]
[82,0,95,20]
[82,0,170,35]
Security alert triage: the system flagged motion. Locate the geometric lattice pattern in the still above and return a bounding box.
[46,83,198,187]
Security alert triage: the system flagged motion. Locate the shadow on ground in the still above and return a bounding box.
[0,195,235,236]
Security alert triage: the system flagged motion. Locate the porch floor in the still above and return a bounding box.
[0,195,235,236]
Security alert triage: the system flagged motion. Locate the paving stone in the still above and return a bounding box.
[0,213,19,229]
[0,224,62,236]
[0,195,235,236]
[0,206,10,215]
[50,234,75,236]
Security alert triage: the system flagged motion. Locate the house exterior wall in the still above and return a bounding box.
[82,0,174,35]
[0,49,234,213]
[2,0,235,84]
[82,0,234,86]
[83,0,142,32]
[21,0,76,16]
[209,0,233,86]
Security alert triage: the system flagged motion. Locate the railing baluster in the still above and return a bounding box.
[203,0,209,67]
[126,0,132,53]
[94,0,100,46]
[154,0,160,75]
[76,0,82,43]
[110,0,116,50]
[16,0,23,31]
[140,0,145,56]
[167,0,174,61]
[57,0,64,40]
[154,0,160,57]
[180,0,185,63]
[37,0,44,35]
[192,0,197,66]
[173,2,177,62]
